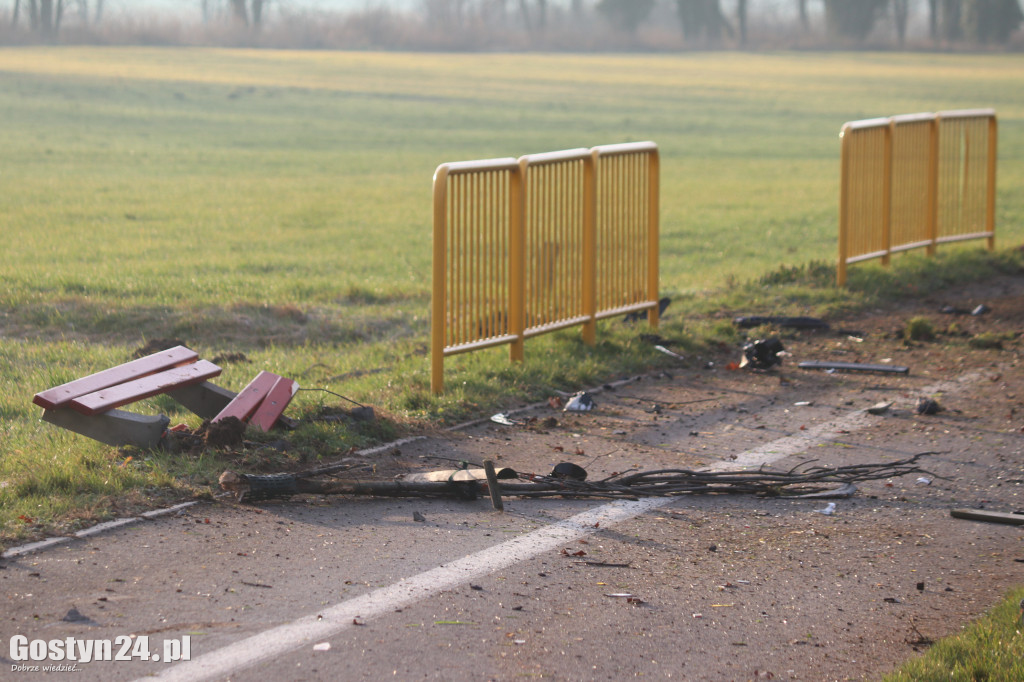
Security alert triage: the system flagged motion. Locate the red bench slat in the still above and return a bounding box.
[249,376,299,431]
[33,346,199,409]
[211,371,280,424]
[69,360,222,416]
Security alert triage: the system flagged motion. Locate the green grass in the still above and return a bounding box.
[884,587,1024,682]
[2,48,1024,544]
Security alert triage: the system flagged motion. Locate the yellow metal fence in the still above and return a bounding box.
[432,142,659,394]
[838,109,996,285]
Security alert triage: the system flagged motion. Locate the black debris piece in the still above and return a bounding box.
[741,337,785,370]
[623,297,671,323]
[733,316,830,330]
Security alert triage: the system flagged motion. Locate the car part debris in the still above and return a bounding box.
[654,345,685,361]
[741,337,785,370]
[563,391,595,412]
[623,297,671,323]
[733,316,830,330]
[550,462,587,481]
[798,361,909,374]
[915,397,942,415]
[866,401,893,415]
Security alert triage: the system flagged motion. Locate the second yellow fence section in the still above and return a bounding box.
[432,142,660,394]
[838,109,996,285]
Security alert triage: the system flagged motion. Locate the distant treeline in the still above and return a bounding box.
[3,0,1022,49]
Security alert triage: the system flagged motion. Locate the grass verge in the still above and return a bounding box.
[884,587,1024,682]
[3,246,1022,547]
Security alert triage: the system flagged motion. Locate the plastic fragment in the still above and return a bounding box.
[490,413,520,426]
[563,391,595,412]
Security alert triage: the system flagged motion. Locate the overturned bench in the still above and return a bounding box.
[33,346,297,449]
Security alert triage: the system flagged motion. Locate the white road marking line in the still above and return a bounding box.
[141,391,918,682]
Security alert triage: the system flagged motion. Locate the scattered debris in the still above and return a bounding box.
[972,304,991,316]
[915,397,943,415]
[733,316,829,330]
[798,361,909,375]
[196,417,247,449]
[313,642,331,652]
[950,508,1024,526]
[62,607,99,626]
[550,462,587,481]
[491,413,520,426]
[654,345,686,361]
[412,511,426,522]
[623,297,671,323]
[814,502,836,515]
[740,337,785,370]
[915,477,932,485]
[866,401,894,415]
[211,352,251,365]
[563,391,595,412]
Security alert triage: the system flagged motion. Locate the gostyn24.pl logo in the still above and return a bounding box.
[9,635,191,670]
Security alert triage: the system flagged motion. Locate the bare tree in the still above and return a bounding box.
[893,0,910,45]
[229,0,248,25]
[737,0,747,45]
[675,0,732,44]
[798,0,810,32]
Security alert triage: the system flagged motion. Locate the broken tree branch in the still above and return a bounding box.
[219,453,938,504]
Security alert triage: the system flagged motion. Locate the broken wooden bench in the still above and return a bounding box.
[33,345,298,449]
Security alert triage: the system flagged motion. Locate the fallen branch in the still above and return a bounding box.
[219,453,938,504]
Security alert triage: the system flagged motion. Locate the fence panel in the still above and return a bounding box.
[593,142,660,327]
[520,149,594,341]
[890,113,937,255]
[838,110,995,285]
[838,118,891,285]
[431,142,660,393]
[936,109,997,247]
[431,158,523,394]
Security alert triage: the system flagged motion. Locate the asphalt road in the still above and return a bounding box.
[3,349,1023,681]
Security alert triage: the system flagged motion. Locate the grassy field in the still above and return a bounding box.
[2,48,1024,543]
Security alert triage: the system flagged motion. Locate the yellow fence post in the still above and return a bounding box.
[646,146,660,328]
[509,162,525,362]
[987,113,998,251]
[431,164,450,395]
[838,123,851,286]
